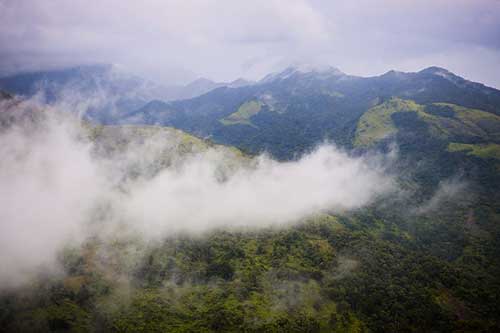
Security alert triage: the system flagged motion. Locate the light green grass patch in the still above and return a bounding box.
[355,98,500,147]
[220,100,262,127]
[417,108,500,141]
[354,98,421,147]
[448,142,500,160]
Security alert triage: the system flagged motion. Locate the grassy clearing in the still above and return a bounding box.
[448,142,500,160]
[220,100,262,127]
[354,98,421,147]
[355,99,500,147]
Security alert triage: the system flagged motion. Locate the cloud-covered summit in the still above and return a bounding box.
[1,0,499,88]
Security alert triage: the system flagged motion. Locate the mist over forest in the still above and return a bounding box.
[1,1,500,332]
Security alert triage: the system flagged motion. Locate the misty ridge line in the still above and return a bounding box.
[1,62,494,109]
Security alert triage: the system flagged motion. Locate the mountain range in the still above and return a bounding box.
[120,65,500,160]
[1,64,499,169]
[0,64,254,123]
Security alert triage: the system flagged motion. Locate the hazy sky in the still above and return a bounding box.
[1,0,499,87]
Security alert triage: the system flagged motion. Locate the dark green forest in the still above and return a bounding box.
[2,195,499,332]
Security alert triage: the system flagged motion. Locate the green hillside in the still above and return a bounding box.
[448,142,500,160]
[355,98,500,147]
[354,98,421,147]
[220,100,263,127]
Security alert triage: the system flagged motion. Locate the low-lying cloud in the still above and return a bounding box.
[413,177,468,215]
[122,145,394,233]
[0,98,396,287]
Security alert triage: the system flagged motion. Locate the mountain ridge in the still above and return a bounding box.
[123,65,500,160]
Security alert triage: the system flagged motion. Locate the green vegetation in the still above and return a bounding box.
[89,124,248,166]
[355,99,500,147]
[354,98,421,147]
[420,103,500,142]
[90,125,209,149]
[2,195,500,332]
[220,100,263,127]
[448,142,500,160]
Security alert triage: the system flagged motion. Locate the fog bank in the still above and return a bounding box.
[0,99,396,287]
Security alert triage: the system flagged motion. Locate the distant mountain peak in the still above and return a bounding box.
[419,66,457,78]
[180,77,253,98]
[293,64,344,75]
[185,77,217,88]
[228,78,254,88]
[419,66,451,73]
[382,69,407,76]
[417,66,477,88]
[260,64,345,83]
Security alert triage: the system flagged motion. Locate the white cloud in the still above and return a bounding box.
[0,98,395,287]
[0,0,332,83]
[414,178,468,215]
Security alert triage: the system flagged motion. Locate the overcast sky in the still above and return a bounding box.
[1,0,499,87]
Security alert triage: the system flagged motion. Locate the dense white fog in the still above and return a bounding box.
[0,98,397,287]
